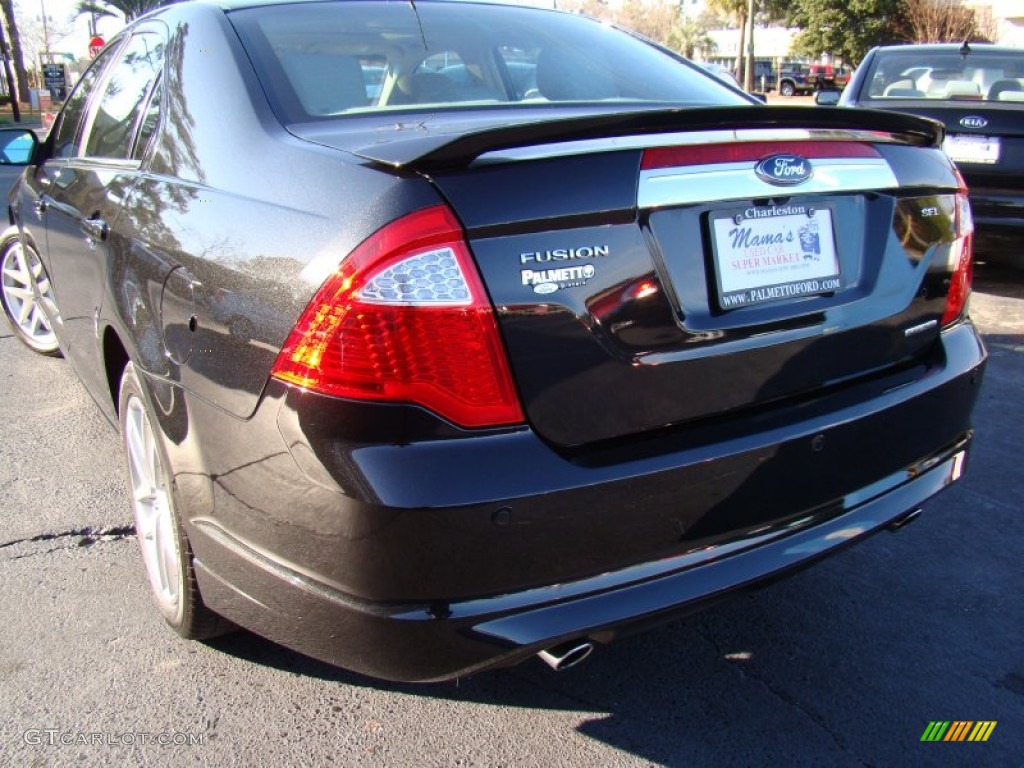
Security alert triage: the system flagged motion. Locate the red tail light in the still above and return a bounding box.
[941,182,973,327]
[271,205,524,428]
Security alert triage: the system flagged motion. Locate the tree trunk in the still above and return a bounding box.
[735,11,748,84]
[0,0,29,105]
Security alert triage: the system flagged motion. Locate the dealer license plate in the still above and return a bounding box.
[711,205,842,310]
[943,134,1000,164]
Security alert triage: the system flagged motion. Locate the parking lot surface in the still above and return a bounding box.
[1,264,1021,766]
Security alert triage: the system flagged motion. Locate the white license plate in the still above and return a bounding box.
[943,134,1000,164]
[711,205,842,309]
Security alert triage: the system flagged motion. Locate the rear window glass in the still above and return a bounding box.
[229,1,746,122]
[862,50,1024,102]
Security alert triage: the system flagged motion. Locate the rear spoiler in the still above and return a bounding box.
[343,106,945,173]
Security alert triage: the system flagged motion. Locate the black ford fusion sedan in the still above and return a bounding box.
[840,43,1024,267]
[0,0,985,681]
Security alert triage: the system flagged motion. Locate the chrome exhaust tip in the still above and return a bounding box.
[887,507,923,532]
[537,641,594,671]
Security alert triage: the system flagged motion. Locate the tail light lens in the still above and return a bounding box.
[941,180,973,327]
[271,205,524,428]
[641,140,880,170]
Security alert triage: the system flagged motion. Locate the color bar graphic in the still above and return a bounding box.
[920,721,996,742]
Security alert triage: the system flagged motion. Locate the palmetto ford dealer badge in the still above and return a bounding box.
[519,245,607,294]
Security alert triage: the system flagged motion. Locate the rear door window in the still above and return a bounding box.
[50,41,124,159]
[82,32,165,160]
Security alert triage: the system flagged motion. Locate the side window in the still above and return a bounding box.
[83,33,164,160]
[51,42,122,159]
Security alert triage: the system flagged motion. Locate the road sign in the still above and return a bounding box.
[42,61,65,97]
[89,36,105,58]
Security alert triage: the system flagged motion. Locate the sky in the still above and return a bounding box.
[17,0,126,63]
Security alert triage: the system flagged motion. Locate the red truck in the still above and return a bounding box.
[778,62,851,96]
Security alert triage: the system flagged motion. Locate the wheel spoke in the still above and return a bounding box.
[4,286,34,302]
[16,293,34,325]
[3,266,27,285]
[11,252,28,282]
[126,410,154,492]
[154,507,179,601]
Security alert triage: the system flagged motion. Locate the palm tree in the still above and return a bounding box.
[76,0,178,24]
[707,0,749,83]
[671,17,717,60]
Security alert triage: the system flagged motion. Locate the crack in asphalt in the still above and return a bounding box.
[695,624,874,767]
[0,524,136,551]
[8,537,136,561]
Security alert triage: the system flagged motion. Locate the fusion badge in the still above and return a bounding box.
[755,154,814,186]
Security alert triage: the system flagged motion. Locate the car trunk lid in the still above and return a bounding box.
[868,102,1024,186]
[296,108,966,448]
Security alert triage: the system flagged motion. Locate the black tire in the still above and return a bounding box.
[0,237,62,356]
[118,361,229,640]
[780,80,795,97]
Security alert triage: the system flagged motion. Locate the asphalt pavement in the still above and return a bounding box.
[0,264,1021,767]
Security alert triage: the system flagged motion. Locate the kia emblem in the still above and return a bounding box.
[959,115,988,129]
[755,154,814,186]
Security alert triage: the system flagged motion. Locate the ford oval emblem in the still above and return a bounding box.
[755,154,814,186]
[959,115,988,129]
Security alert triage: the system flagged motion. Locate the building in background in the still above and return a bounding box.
[966,1,1024,45]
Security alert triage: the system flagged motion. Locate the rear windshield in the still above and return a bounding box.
[861,49,1024,103]
[229,1,747,122]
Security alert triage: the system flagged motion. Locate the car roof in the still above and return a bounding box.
[197,0,549,10]
[871,43,1024,55]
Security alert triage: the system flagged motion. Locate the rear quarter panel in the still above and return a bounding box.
[106,4,443,419]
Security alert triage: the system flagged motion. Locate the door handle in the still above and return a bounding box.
[33,197,47,218]
[82,217,108,243]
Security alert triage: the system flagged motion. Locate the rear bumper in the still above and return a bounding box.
[194,437,969,682]
[184,322,986,682]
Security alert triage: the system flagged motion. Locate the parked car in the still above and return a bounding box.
[841,42,1024,267]
[777,62,812,96]
[778,62,850,96]
[0,0,985,682]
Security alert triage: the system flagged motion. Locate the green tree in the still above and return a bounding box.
[782,0,904,65]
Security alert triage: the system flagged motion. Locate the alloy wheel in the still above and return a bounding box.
[1,241,59,353]
[124,394,182,619]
